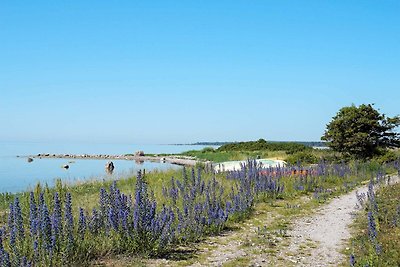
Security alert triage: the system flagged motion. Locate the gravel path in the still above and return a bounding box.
[145,176,398,267]
[280,176,399,267]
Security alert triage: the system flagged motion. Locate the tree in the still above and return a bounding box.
[321,104,400,159]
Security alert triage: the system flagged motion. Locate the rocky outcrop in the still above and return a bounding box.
[27,153,199,166]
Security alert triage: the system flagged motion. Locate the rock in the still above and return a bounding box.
[135,159,144,165]
[135,150,145,157]
[105,161,114,174]
[62,164,69,169]
[27,157,33,163]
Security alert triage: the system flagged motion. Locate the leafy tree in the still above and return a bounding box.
[321,104,400,159]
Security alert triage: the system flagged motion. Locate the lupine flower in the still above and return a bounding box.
[367,211,377,241]
[52,192,62,238]
[33,239,38,256]
[88,208,101,235]
[41,203,52,251]
[29,192,38,237]
[2,250,10,267]
[78,208,86,240]
[8,203,14,233]
[39,192,45,209]
[64,192,74,248]
[108,207,118,231]
[375,243,382,255]
[0,229,3,253]
[350,254,355,266]
[9,225,16,247]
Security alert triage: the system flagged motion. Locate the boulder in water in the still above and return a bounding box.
[105,161,115,174]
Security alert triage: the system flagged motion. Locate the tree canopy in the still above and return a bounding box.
[321,104,400,159]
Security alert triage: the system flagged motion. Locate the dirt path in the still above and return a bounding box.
[183,185,371,267]
[279,189,364,266]
[278,176,399,267]
[143,176,399,267]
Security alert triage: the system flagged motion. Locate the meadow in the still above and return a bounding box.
[180,139,310,163]
[346,162,400,267]
[0,157,397,266]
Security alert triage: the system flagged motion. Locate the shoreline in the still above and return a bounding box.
[25,153,203,167]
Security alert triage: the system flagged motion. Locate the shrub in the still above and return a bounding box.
[217,139,310,154]
[286,151,318,165]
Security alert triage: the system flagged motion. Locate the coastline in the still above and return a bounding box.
[25,153,203,167]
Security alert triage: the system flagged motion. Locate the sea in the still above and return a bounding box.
[0,141,215,193]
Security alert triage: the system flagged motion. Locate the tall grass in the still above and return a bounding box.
[0,160,391,266]
[181,149,287,162]
[347,175,400,266]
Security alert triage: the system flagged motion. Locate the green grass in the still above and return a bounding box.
[223,257,251,267]
[0,168,230,222]
[0,160,391,266]
[345,182,400,267]
[180,143,342,164]
[181,149,287,162]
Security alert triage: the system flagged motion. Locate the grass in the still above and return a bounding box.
[344,181,400,267]
[180,144,345,165]
[222,257,251,267]
[0,159,394,266]
[177,168,383,266]
[181,149,287,162]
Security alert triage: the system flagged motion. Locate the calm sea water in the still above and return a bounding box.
[0,141,214,193]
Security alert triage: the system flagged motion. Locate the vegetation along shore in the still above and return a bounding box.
[0,104,399,266]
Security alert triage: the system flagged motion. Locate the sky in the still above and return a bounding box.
[0,1,399,144]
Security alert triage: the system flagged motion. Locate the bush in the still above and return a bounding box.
[286,151,318,165]
[374,150,399,164]
[217,139,310,154]
[201,147,215,153]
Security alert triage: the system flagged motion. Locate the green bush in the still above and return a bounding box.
[286,151,318,165]
[217,139,309,154]
[374,150,399,164]
[201,147,216,153]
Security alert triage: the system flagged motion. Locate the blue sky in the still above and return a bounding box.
[0,1,399,144]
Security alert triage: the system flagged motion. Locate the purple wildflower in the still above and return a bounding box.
[41,203,52,250]
[350,254,355,266]
[367,211,377,241]
[64,192,74,248]
[78,208,86,240]
[29,192,38,237]
[52,192,62,238]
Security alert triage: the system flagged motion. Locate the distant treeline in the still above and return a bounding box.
[216,139,311,154]
[189,142,231,146]
[188,140,327,148]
